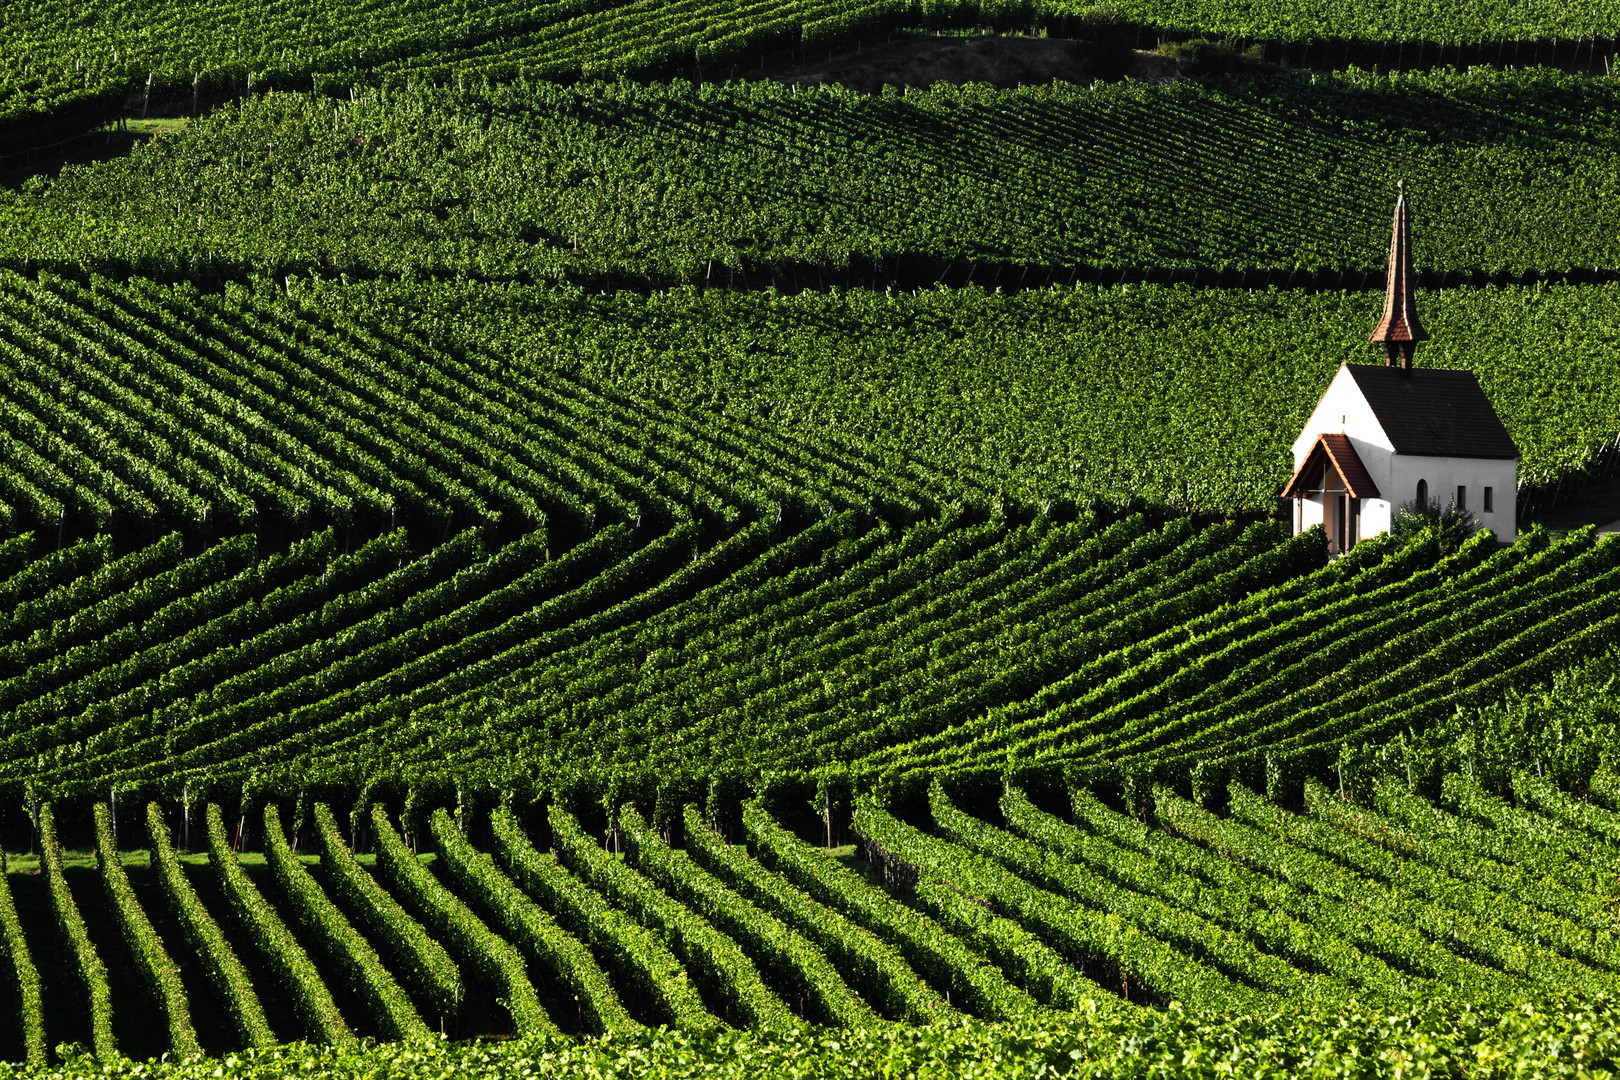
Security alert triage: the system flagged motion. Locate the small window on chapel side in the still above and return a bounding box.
[1457,485,1466,511]
[1484,487,1494,513]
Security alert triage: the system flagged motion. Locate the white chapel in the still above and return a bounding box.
[1281,183,1519,553]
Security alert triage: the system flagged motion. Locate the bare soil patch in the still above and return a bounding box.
[768,32,1179,93]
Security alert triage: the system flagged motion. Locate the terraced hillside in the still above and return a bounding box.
[4,0,1620,1071]
[0,270,963,540]
[9,72,1620,283]
[0,271,1615,536]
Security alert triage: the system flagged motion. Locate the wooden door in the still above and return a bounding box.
[1326,494,1347,554]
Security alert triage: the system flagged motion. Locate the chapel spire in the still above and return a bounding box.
[1368,179,1427,372]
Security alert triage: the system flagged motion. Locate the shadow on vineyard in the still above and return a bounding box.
[9,245,1620,310]
[1077,24,1620,77]
[0,122,179,193]
[537,256,1620,298]
[1534,460,1620,533]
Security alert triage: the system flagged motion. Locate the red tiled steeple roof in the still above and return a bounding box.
[1369,181,1428,355]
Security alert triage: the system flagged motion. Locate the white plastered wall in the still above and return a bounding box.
[1291,365,1395,468]
[1297,493,1325,531]
[1291,365,1396,544]
[1359,497,1394,538]
[1385,454,1518,543]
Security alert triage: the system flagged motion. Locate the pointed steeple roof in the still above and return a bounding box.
[1369,180,1427,367]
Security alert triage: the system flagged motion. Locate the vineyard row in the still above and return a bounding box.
[7,762,1620,1061]
[0,494,1614,818]
[0,269,1616,536]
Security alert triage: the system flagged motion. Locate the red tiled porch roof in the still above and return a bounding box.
[1280,433,1381,500]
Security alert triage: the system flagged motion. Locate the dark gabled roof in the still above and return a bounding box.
[1345,365,1519,460]
[1281,434,1381,500]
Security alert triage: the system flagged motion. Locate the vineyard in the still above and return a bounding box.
[0,493,1618,1064]
[0,500,1615,804]
[0,271,1615,538]
[3,0,1620,1072]
[6,747,1620,1062]
[0,269,965,541]
[8,71,1620,283]
[4,0,1618,147]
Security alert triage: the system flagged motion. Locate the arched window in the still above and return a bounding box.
[1415,478,1428,507]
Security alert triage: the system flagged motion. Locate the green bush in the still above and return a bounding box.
[1391,496,1480,554]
